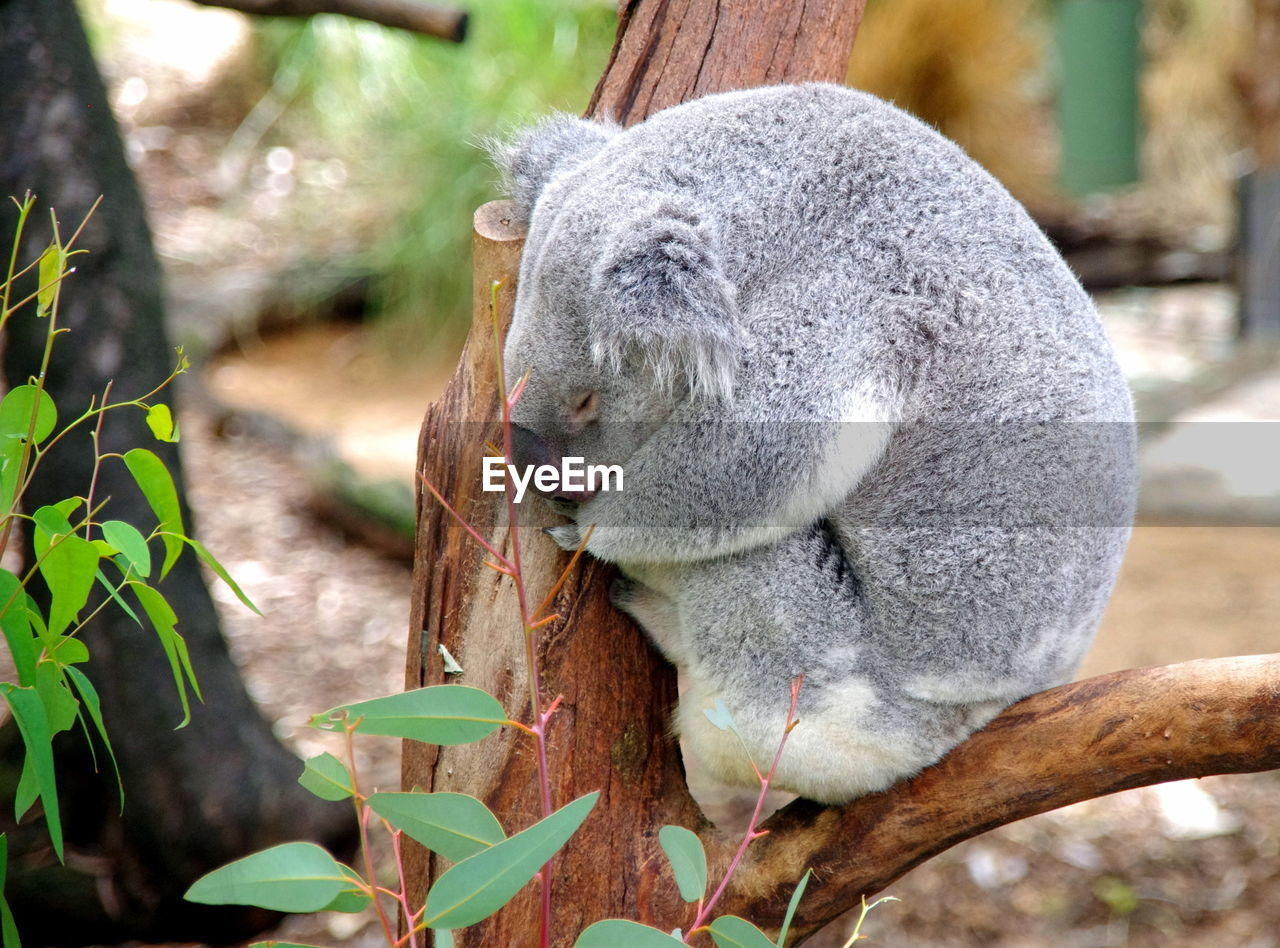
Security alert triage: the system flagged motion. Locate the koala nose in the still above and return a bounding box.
[508,424,594,502]
[510,424,558,475]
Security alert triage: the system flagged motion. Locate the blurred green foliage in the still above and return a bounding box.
[254,0,615,348]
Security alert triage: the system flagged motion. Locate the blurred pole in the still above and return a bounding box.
[1237,0,1280,340]
[1054,0,1142,195]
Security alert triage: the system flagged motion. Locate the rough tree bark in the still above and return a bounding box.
[404,2,1280,946]
[0,0,352,943]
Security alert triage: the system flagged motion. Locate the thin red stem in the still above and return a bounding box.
[419,472,512,568]
[387,827,421,948]
[685,677,804,942]
[346,723,398,947]
[489,280,553,948]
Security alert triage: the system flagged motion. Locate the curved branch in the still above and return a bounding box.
[190,0,468,41]
[714,653,1280,943]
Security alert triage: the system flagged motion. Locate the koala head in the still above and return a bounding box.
[492,114,744,497]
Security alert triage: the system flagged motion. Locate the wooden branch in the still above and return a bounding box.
[189,0,467,41]
[588,0,865,124]
[716,653,1280,943]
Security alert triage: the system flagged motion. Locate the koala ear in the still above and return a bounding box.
[591,199,742,402]
[489,113,618,220]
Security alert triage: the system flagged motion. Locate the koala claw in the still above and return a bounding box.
[543,523,584,551]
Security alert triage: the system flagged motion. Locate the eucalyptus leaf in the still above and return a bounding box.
[318,686,506,745]
[65,665,123,811]
[298,753,353,802]
[0,833,19,948]
[0,569,37,686]
[0,683,62,860]
[181,536,259,614]
[122,448,183,577]
[368,791,505,862]
[708,916,777,948]
[776,869,811,947]
[0,383,56,444]
[35,532,98,638]
[131,582,201,725]
[36,244,62,316]
[658,825,707,903]
[318,864,371,914]
[574,920,687,946]
[423,791,597,929]
[101,520,151,578]
[185,842,346,913]
[145,403,178,442]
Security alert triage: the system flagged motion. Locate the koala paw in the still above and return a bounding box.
[542,522,585,551]
[609,577,638,609]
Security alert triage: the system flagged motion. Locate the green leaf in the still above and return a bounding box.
[658,825,707,903]
[65,665,123,811]
[100,520,151,578]
[145,403,179,442]
[317,686,506,745]
[31,504,75,543]
[48,635,89,665]
[708,916,777,948]
[122,448,183,577]
[95,568,142,625]
[0,383,56,444]
[0,683,62,861]
[776,870,811,947]
[185,842,346,912]
[0,833,20,948]
[36,243,62,317]
[368,792,505,862]
[13,757,36,825]
[0,440,23,515]
[34,662,78,735]
[317,864,371,914]
[130,582,201,725]
[0,569,38,686]
[575,920,687,946]
[298,753,353,802]
[36,532,99,636]
[181,536,259,614]
[423,791,598,929]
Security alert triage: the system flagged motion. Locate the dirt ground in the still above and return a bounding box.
[135,398,1279,948]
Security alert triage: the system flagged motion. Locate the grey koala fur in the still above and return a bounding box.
[494,83,1137,805]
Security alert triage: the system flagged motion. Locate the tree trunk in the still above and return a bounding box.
[0,0,352,942]
[403,2,864,945]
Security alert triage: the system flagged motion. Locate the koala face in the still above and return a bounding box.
[503,299,674,482]
[497,115,743,494]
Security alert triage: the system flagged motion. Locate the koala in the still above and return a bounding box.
[493,83,1137,805]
